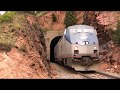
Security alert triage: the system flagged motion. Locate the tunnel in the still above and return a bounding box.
[50,36,62,62]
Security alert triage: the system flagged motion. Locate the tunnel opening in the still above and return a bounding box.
[50,36,62,62]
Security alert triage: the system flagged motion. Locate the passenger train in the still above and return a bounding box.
[54,25,100,71]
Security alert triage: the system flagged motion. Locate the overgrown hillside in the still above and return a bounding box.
[0,12,50,78]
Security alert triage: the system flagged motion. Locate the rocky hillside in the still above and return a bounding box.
[37,11,120,44]
[38,11,120,74]
[0,12,50,78]
[0,11,120,78]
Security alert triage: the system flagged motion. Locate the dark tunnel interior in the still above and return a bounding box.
[50,36,62,62]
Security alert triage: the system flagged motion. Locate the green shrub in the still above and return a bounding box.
[0,11,16,23]
[64,11,77,28]
[52,14,57,22]
[0,33,16,51]
[112,21,120,45]
[18,45,27,52]
[17,11,37,15]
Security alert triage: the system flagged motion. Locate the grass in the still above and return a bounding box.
[0,12,37,52]
[0,11,16,23]
[0,32,16,51]
[18,44,27,52]
[36,11,49,17]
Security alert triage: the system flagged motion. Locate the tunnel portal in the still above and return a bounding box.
[44,31,64,61]
[50,36,62,62]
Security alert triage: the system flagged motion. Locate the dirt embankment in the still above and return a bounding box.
[0,14,50,78]
[38,11,84,31]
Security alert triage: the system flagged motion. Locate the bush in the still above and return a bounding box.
[0,33,16,51]
[64,11,77,28]
[18,45,27,52]
[17,11,38,15]
[52,13,57,22]
[0,11,16,23]
[112,21,120,45]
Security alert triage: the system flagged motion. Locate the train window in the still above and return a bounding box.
[76,29,82,32]
[74,29,82,35]
[83,29,94,33]
[70,29,75,32]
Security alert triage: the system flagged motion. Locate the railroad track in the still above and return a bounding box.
[77,71,120,79]
[53,62,120,79]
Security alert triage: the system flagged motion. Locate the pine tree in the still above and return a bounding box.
[113,20,120,45]
[64,11,77,28]
[52,13,57,22]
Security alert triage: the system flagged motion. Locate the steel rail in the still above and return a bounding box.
[95,71,120,79]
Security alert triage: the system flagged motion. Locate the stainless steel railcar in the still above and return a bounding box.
[54,25,100,71]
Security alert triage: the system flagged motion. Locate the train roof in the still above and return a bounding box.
[64,25,98,44]
[67,25,94,30]
[64,25,97,35]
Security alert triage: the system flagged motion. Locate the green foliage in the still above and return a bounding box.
[0,32,16,51]
[64,11,77,28]
[17,11,42,15]
[52,14,57,22]
[112,21,120,45]
[0,11,16,23]
[18,11,35,14]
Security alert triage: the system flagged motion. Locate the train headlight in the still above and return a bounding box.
[86,41,89,45]
[75,46,78,50]
[82,41,89,45]
[82,42,85,45]
[94,46,97,49]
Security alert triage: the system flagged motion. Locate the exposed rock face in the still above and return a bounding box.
[98,40,120,74]
[0,14,50,78]
[82,11,111,45]
[1,11,120,78]
[38,11,66,31]
[38,11,120,45]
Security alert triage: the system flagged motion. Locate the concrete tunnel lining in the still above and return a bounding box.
[44,31,64,61]
[50,36,62,62]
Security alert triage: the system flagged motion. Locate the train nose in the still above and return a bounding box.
[74,46,78,50]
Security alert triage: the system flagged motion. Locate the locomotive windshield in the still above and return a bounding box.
[70,32,98,45]
[70,29,96,35]
[64,27,98,45]
[64,25,98,45]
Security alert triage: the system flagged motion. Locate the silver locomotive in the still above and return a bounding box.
[54,25,100,71]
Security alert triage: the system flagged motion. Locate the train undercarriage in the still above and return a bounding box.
[55,57,101,71]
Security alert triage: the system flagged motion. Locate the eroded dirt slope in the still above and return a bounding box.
[0,13,50,78]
